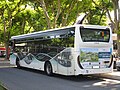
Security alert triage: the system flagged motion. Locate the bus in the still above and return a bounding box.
[9,24,113,76]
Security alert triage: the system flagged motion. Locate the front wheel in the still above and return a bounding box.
[45,62,53,76]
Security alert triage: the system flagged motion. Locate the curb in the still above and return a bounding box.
[0,60,10,63]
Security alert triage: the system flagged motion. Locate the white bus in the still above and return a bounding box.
[9,24,113,76]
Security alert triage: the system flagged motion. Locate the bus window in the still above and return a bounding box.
[80,28,110,42]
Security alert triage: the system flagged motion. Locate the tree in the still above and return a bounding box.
[90,0,113,25]
[0,0,26,60]
[91,0,120,57]
[0,0,116,59]
[112,0,120,57]
[91,0,119,57]
[34,0,93,28]
[33,0,114,29]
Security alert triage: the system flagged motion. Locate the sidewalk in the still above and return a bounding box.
[0,58,15,68]
[0,58,5,61]
[92,70,120,80]
[0,58,9,63]
[99,70,120,80]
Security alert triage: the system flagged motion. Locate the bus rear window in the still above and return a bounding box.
[80,28,110,42]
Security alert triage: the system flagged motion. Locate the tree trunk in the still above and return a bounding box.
[5,41,9,60]
[3,17,7,60]
[40,0,51,29]
[4,11,12,60]
[112,0,120,57]
[53,0,61,28]
[117,35,120,57]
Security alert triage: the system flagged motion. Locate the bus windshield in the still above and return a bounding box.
[80,28,110,42]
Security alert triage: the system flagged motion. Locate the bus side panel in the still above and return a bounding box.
[19,55,45,71]
[50,59,58,74]
[52,48,75,75]
[10,54,17,65]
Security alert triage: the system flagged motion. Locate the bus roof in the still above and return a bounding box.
[11,25,75,40]
[11,24,110,40]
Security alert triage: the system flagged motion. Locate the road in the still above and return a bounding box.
[0,61,120,90]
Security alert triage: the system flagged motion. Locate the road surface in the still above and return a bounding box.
[0,60,120,90]
[0,67,120,90]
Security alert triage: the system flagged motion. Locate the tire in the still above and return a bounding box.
[45,62,53,76]
[16,58,21,69]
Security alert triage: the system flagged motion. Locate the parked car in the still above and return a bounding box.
[0,48,6,57]
[0,47,10,59]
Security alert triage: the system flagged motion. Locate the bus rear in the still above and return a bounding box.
[75,25,113,75]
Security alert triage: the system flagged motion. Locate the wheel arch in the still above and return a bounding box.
[44,61,52,71]
[44,61,53,75]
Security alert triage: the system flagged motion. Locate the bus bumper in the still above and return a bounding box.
[75,68,113,75]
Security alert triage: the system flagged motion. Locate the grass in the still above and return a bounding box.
[0,82,7,90]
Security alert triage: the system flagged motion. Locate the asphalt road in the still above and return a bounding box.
[0,67,120,90]
[0,60,120,90]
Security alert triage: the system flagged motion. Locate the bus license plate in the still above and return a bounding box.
[92,66,99,69]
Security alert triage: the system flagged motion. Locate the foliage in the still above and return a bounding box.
[0,0,116,59]
[0,0,114,44]
[87,0,113,25]
[0,0,114,35]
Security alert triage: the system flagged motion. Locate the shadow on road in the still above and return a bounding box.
[1,67,120,90]
[14,67,102,82]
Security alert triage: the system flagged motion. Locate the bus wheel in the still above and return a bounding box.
[45,62,53,76]
[16,59,21,69]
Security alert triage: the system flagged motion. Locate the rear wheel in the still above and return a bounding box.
[45,62,53,76]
